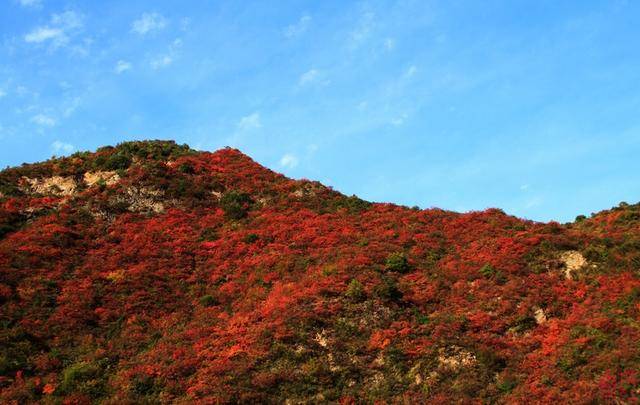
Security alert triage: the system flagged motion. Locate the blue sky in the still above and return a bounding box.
[1,0,638,222]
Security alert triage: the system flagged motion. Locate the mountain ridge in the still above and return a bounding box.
[1,140,639,403]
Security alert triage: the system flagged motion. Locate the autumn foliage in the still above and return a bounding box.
[1,140,639,403]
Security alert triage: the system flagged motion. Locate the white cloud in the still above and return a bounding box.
[150,55,172,69]
[51,10,83,30]
[237,112,261,130]
[131,12,168,35]
[298,68,330,88]
[520,184,530,191]
[114,60,132,74]
[25,27,63,43]
[18,0,42,8]
[391,112,409,126]
[0,89,6,98]
[31,114,56,127]
[284,15,311,38]
[24,10,84,49]
[280,153,299,169]
[51,140,75,154]
[299,69,319,86]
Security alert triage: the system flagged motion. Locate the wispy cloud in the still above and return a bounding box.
[0,89,6,98]
[114,60,132,74]
[51,140,75,154]
[24,10,84,49]
[150,39,182,69]
[18,0,42,8]
[404,65,418,78]
[131,12,168,35]
[63,97,81,117]
[299,69,318,86]
[525,197,543,209]
[390,112,409,126]
[150,55,172,69]
[237,112,261,130]
[31,114,56,127]
[51,10,83,29]
[298,68,329,88]
[284,15,311,38]
[280,153,299,169]
[25,27,63,43]
[384,37,396,51]
[348,10,375,49]
[180,17,191,31]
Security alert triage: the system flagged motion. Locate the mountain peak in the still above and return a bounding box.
[1,141,639,403]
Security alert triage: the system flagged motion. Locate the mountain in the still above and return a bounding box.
[1,140,639,404]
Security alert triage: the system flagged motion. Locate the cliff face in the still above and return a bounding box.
[1,140,639,403]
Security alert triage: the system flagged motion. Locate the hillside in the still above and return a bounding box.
[1,140,639,404]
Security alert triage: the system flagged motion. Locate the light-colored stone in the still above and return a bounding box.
[115,186,165,213]
[560,250,587,279]
[22,176,77,196]
[437,346,476,371]
[533,306,547,325]
[314,329,328,348]
[291,183,322,199]
[83,171,120,187]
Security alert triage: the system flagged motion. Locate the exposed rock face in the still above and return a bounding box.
[437,346,476,371]
[83,171,120,187]
[21,176,78,196]
[560,250,588,280]
[291,182,323,199]
[533,306,547,325]
[314,330,328,348]
[19,171,120,198]
[114,186,165,214]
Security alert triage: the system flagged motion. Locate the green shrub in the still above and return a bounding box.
[59,361,106,397]
[385,252,410,273]
[104,153,132,171]
[374,276,403,302]
[345,279,365,302]
[199,295,218,307]
[496,376,518,393]
[220,191,253,220]
[178,162,195,174]
[478,264,506,283]
[509,315,537,334]
[199,227,219,241]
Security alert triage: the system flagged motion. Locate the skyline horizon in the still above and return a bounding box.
[3,138,633,224]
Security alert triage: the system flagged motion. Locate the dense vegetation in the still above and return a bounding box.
[1,140,639,403]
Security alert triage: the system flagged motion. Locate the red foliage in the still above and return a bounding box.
[0,142,639,403]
